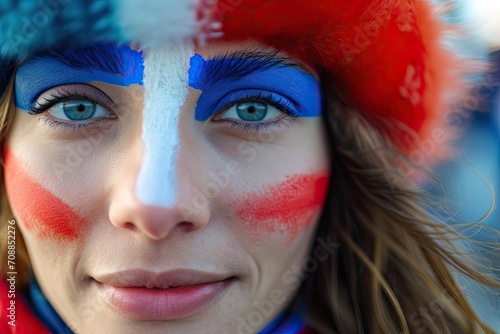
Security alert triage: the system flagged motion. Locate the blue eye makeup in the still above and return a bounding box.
[188,53,322,123]
[14,45,321,135]
[15,44,144,111]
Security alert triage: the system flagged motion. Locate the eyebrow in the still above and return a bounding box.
[25,46,312,87]
[28,43,143,77]
[190,49,312,88]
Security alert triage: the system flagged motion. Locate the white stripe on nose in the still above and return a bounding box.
[135,43,194,207]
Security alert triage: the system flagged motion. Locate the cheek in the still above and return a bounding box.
[232,172,329,239]
[3,148,87,241]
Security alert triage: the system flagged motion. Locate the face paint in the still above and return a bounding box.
[3,149,86,241]
[233,173,329,238]
[188,53,322,121]
[134,44,194,207]
[15,45,321,216]
[15,44,144,110]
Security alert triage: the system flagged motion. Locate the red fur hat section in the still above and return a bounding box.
[217,0,464,155]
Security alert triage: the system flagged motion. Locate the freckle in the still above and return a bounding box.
[3,148,86,241]
[233,173,329,239]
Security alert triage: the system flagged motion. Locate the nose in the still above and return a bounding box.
[108,117,210,240]
[108,136,210,240]
[108,45,208,240]
[109,184,210,240]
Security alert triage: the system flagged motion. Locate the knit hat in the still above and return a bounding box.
[0,0,480,156]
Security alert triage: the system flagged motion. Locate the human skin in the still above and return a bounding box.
[4,41,330,333]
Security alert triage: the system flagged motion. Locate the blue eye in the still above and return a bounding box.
[220,100,282,122]
[48,99,109,121]
[236,101,268,121]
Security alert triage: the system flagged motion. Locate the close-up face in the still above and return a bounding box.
[3,40,329,333]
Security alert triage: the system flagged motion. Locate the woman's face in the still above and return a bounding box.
[4,41,329,333]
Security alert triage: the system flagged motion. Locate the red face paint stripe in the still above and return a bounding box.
[234,173,329,238]
[3,148,85,240]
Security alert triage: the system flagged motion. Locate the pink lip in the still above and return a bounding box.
[94,269,234,320]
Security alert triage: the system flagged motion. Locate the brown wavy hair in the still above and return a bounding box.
[299,78,500,333]
[0,71,499,333]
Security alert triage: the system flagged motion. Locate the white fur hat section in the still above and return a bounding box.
[117,0,222,48]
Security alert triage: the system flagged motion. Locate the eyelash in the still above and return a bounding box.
[214,92,299,133]
[28,88,113,132]
[28,90,299,134]
[29,89,102,115]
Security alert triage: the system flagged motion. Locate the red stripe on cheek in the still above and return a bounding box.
[3,149,86,241]
[234,173,329,238]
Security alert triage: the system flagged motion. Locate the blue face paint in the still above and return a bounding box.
[15,44,144,110]
[188,54,322,121]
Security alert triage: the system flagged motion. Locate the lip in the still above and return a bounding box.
[94,269,235,320]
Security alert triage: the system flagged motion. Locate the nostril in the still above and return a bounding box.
[178,221,200,232]
[121,222,137,230]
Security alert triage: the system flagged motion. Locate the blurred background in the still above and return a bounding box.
[433,1,500,327]
[436,49,500,331]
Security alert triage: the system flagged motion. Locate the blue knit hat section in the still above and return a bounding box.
[0,0,124,95]
[0,0,123,60]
